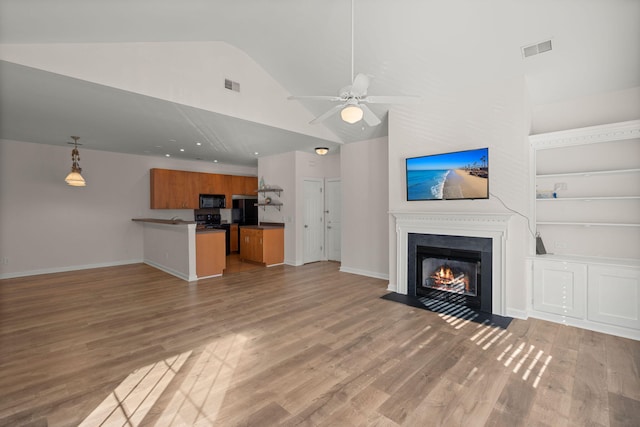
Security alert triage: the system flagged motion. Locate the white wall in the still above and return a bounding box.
[531,86,640,134]
[388,77,531,315]
[0,139,256,278]
[340,137,390,280]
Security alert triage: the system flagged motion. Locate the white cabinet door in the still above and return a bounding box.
[533,260,587,319]
[588,265,640,329]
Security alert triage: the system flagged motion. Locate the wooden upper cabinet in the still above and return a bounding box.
[150,169,256,209]
[201,173,230,195]
[150,168,199,209]
[230,175,258,196]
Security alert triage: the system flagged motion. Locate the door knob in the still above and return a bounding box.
[304,225,308,228]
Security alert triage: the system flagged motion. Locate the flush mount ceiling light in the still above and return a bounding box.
[315,147,329,156]
[340,104,364,124]
[64,136,86,187]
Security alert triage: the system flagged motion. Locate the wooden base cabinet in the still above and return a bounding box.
[240,227,284,266]
[196,232,226,277]
[230,224,239,253]
[532,257,640,339]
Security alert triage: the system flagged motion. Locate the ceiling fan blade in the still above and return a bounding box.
[288,95,342,102]
[350,73,371,97]
[359,104,381,126]
[309,104,344,124]
[361,95,421,104]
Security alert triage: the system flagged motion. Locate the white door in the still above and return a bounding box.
[325,179,342,261]
[303,179,324,263]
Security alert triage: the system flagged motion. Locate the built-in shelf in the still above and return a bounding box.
[536,221,640,227]
[536,168,640,179]
[531,253,640,268]
[536,196,640,201]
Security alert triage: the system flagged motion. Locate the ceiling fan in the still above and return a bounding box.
[288,0,420,126]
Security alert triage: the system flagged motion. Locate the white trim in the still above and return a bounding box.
[529,310,640,341]
[339,266,390,281]
[391,211,511,316]
[530,119,640,150]
[144,260,195,282]
[0,259,142,280]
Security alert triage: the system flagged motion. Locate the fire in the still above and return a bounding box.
[429,264,470,293]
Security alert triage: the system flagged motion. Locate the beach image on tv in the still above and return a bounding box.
[406,148,488,200]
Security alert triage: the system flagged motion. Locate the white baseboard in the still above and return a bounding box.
[339,266,389,281]
[0,259,143,280]
[144,260,195,282]
[505,308,528,320]
[529,310,640,341]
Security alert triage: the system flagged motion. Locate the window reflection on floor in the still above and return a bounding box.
[79,334,247,427]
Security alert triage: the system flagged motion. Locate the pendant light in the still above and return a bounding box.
[65,136,86,187]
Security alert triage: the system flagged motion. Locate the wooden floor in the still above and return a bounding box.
[1,262,639,427]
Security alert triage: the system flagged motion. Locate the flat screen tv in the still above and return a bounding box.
[406,147,489,201]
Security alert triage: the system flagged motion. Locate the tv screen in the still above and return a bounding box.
[406,147,489,201]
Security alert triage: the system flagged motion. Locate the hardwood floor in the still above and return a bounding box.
[1,262,639,426]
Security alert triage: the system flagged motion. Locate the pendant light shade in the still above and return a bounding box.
[315,147,329,156]
[65,136,86,187]
[340,104,363,124]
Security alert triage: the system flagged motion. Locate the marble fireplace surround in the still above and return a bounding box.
[391,212,512,316]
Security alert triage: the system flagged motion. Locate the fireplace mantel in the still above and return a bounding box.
[391,212,512,316]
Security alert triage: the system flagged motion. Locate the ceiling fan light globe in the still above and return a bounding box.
[340,105,363,124]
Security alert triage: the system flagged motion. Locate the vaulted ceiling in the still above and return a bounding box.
[1,0,638,166]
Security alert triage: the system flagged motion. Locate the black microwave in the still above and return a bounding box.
[199,194,226,209]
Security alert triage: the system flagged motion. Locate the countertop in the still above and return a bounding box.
[132,218,196,225]
[240,224,285,230]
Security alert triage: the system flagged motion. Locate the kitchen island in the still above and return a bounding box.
[132,218,225,280]
[239,225,284,266]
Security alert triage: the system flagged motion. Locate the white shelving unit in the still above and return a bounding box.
[529,120,640,340]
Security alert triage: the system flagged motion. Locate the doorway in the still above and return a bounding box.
[325,179,341,261]
[303,179,324,264]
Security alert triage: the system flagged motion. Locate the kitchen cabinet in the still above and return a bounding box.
[196,230,226,277]
[150,169,258,209]
[230,224,239,253]
[239,226,284,266]
[150,168,199,209]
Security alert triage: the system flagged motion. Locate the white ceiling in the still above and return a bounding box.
[1,0,638,166]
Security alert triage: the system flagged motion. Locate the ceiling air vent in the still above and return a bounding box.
[522,39,552,58]
[224,78,240,92]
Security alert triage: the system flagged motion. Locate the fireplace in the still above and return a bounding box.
[409,233,492,312]
[392,212,511,316]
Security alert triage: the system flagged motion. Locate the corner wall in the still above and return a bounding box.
[340,137,390,279]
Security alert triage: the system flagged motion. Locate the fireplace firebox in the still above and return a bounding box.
[408,233,493,313]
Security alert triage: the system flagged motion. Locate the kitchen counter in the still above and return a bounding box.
[132,218,196,225]
[240,224,285,230]
[132,218,225,280]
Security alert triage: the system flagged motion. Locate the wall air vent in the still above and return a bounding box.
[522,39,553,58]
[224,78,240,92]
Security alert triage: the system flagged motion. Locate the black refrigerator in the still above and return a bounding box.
[232,198,258,225]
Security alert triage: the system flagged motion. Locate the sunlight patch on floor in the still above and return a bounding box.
[79,333,248,426]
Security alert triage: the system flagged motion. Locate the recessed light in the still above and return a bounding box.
[196,142,202,146]
[169,139,176,143]
[165,154,171,157]
[180,148,185,152]
[254,152,259,156]
[213,159,218,163]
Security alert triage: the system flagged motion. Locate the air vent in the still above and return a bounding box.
[522,39,553,58]
[224,78,240,92]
